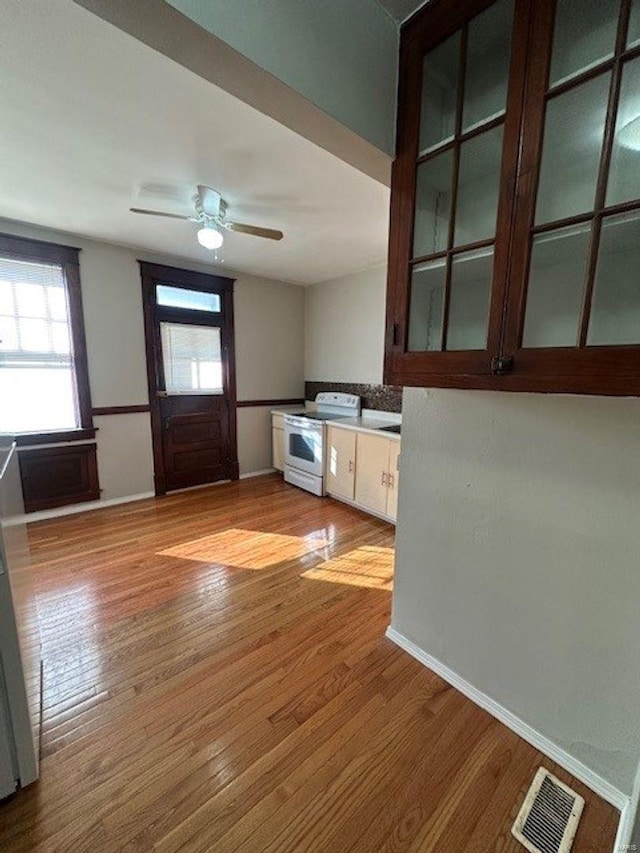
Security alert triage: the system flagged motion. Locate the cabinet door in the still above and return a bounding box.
[272,427,284,472]
[385,0,530,386]
[355,434,389,515]
[386,441,401,522]
[326,427,356,500]
[501,0,640,395]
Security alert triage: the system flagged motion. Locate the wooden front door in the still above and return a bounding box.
[140,262,238,495]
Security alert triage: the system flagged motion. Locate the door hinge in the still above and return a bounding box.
[392,323,400,346]
[491,355,514,375]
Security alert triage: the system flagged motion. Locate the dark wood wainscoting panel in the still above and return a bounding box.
[19,444,100,513]
[92,405,151,416]
[236,398,305,408]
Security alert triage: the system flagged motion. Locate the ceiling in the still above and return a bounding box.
[0,0,390,285]
[377,0,429,24]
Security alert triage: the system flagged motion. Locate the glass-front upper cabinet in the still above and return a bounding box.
[507,0,640,383]
[386,0,640,395]
[407,0,515,361]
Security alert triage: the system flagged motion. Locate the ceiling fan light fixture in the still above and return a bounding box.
[197,225,224,250]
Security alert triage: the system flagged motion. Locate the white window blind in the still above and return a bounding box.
[0,257,78,433]
[160,322,223,394]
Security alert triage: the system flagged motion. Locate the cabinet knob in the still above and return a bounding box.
[381,471,387,486]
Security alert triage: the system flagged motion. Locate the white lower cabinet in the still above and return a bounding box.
[326,426,356,500]
[386,440,401,521]
[326,426,400,523]
[271,411,286,471]
[272,427,284,471]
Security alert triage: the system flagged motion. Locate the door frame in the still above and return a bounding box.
[139,261,238,495]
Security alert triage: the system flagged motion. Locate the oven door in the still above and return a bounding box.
[284,417,324,477]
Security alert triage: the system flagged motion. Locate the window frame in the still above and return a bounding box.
[0,232,95,444]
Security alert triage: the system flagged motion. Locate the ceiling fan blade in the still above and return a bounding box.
[224,221,284,241]
[130,208,191,220]
[197,185,222,217]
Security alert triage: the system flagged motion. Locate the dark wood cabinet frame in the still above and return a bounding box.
[0,232,96,442]
[139,261,238,496]
[385,0,640,396]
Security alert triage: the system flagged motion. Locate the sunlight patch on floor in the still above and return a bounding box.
[301,546,394,590]
[158,528,329,570]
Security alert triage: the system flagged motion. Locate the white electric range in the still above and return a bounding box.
[283,392,361,496]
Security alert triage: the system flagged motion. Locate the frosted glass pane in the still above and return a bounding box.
[549,0,618,87]
[161,322,222,394]
[629,0,640,48]
[0,367,77,433]
[606,57,640,206]
[408,260,446,351]
[413,151,453,257]
[447,248,493,350]
[157,285,220,313]
[419,33,460,155]
[462,0,513,132]
[588,212,640,344]
[536,73,610,224]
[454,125,503,246]
[523,225,591,348]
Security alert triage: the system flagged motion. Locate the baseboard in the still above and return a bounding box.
[239,468,276,479]
[614,760,640,851]
[6,491,155,525]
[14,473,278,522]
[386,626,629,814]
[326,492,396,525]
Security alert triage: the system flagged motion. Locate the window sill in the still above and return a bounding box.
[15,428,97,447]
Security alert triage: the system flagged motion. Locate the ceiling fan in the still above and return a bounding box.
[130,185,284,250]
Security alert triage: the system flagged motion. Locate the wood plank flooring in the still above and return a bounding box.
[0,474,619,851]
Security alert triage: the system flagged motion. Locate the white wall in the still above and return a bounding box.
[393,387,640,797]
[0,218,305,496]
[304,266,386,384]
[164,0,398,155]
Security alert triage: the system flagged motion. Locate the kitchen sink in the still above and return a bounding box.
[378,423,401,434]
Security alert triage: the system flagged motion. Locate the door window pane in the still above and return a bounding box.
[413,150,453,257]
[161,322,223,394]
[462,0,513,132]
[408,259,446,351]
[454,125,504,246]
[523,225,591,348]
[419,33,460,155]
[588,212,640,344]
[628,0,640,48]
[446,248,493,350]
[606,57,640,206]
[157,285,221,313]
[549,0,618,87]
[535,73,610,224]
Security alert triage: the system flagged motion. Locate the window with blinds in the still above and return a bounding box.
[0,256,79,433]
[160,322,223,394]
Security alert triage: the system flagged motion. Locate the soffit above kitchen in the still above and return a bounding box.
[0,0,390,285]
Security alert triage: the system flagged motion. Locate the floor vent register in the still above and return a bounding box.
[512,767,585,853]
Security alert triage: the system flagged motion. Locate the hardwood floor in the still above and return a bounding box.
[0,474,619,852]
